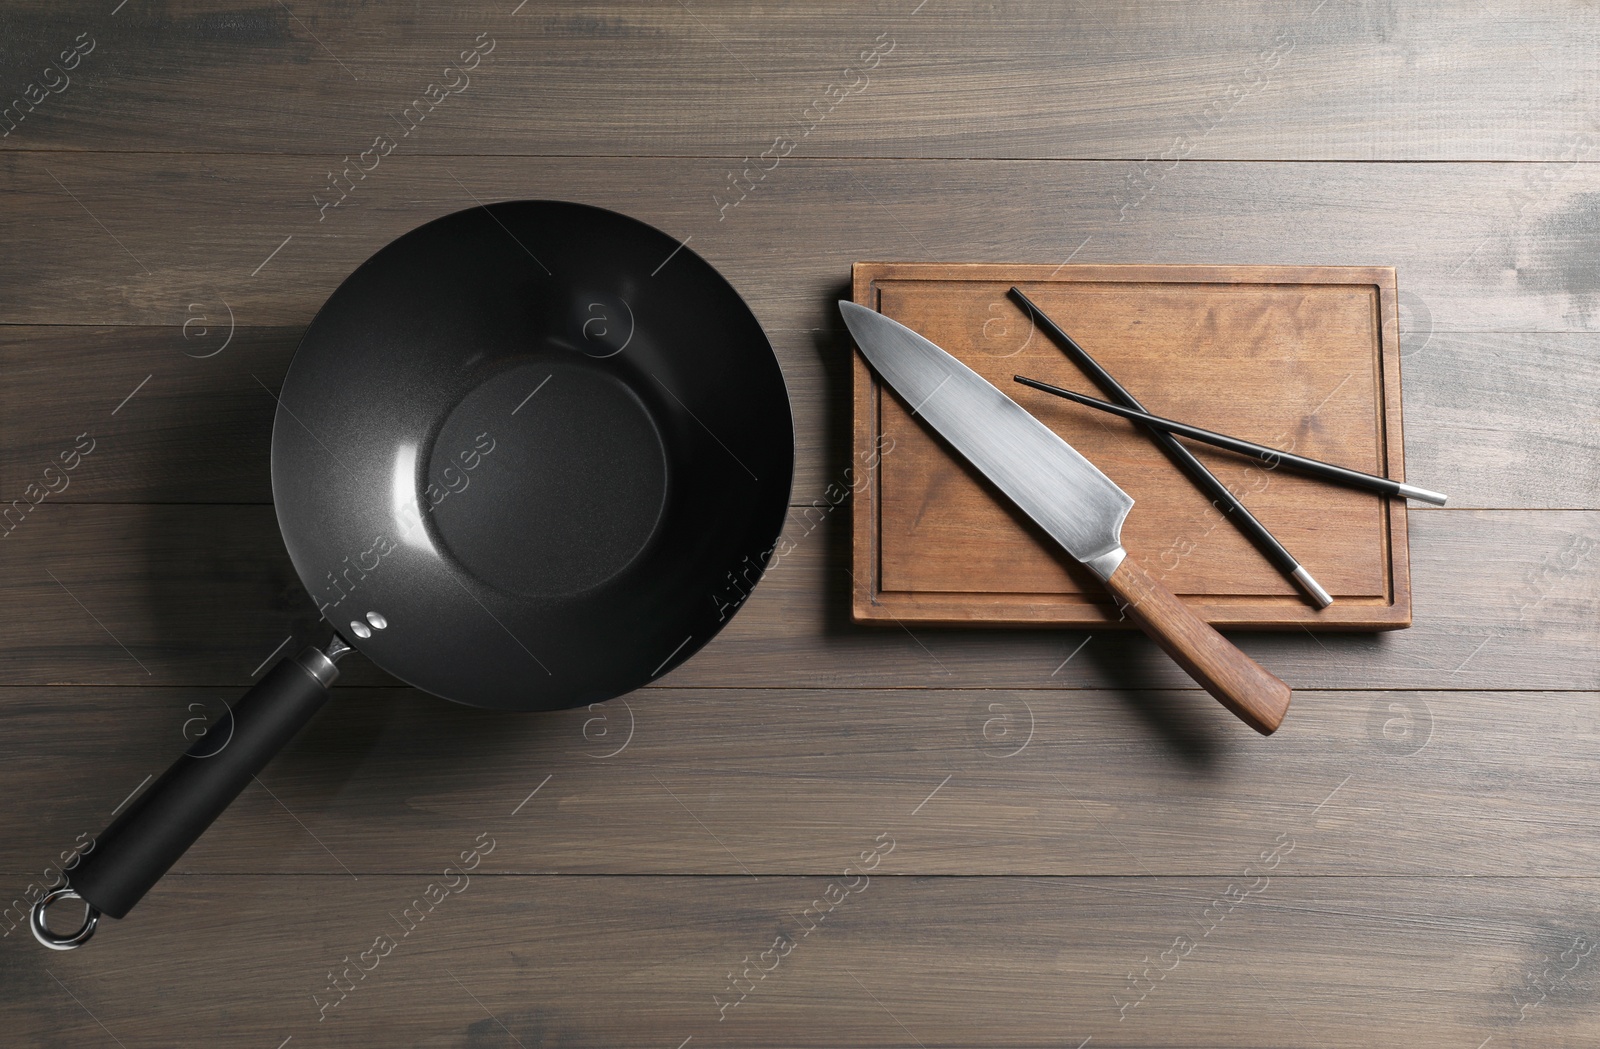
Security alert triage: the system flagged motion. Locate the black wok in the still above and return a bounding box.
[32,201,794,948]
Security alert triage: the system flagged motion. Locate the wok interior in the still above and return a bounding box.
[426,356,670,598]
[271,202,794,712]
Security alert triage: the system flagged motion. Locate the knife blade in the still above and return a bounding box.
[841,301,1291,734]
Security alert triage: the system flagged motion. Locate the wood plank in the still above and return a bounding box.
[2,155,1599,333]
[0,506,1591,691]
[0,325,290,504]
[2,324,1594,513]
[2,688,1596,880]
[0,1,1592,161]
[1403,331,1600,511]
[2,875,1596,1048]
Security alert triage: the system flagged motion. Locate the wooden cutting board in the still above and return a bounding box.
[849,263,1412,630]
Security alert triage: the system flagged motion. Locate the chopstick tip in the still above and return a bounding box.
[1292,566,1334,609]
[1396,482,1449,506]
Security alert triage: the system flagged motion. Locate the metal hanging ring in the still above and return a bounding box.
[30,887,99,950]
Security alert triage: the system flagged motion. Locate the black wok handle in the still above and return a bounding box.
[31,644,342,948]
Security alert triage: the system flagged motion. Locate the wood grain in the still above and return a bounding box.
[2,876,1597,1049]
[1401,331,1600,510]
[850,263,1411,627]
[3,155,1600,333]
[2,1,1595,1046]
[5,687,1599,881]
[0,0,1591,161]
[0,325,292,504]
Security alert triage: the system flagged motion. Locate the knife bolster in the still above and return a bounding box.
[1083,546,1127,582]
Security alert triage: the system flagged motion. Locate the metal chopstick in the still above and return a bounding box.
[1008,286,1334,609]
[1013,376,1448,506]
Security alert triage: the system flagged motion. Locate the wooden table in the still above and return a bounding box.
[1,3,1596,1047]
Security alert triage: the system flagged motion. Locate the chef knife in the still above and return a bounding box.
[840,301,1291,734]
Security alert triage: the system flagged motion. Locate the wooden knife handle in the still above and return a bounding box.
[1103,556,1292,735]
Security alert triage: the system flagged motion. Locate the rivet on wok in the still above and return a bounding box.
[349,620,372,639]
[366,611,388,630]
